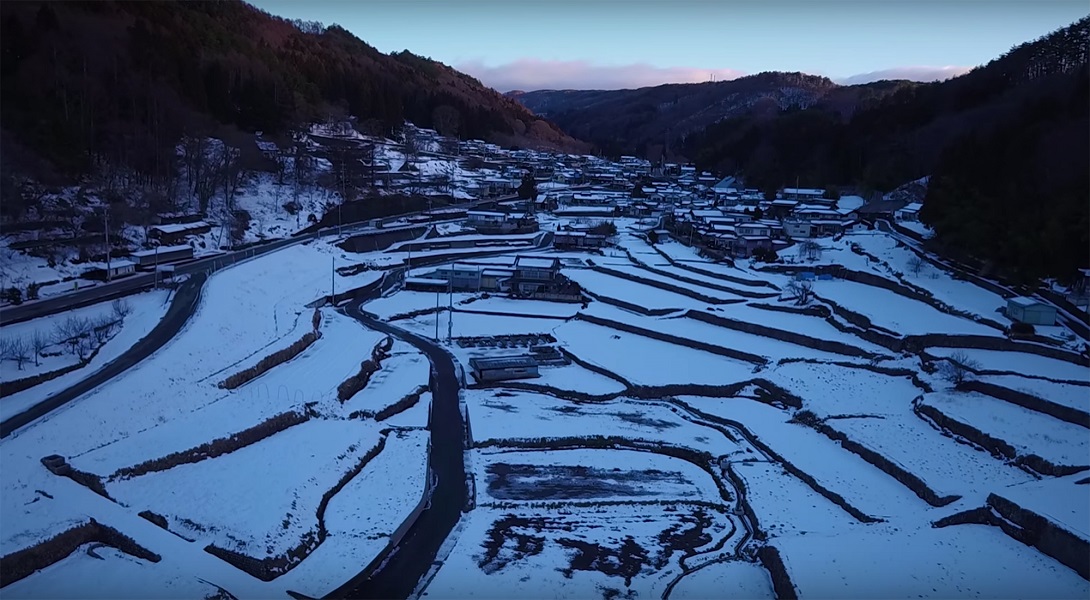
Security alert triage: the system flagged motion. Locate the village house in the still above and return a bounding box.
[895,202,923,222]
[148,221,212,245]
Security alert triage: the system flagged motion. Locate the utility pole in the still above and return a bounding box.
[434,281,441,342]
[153,241,160,290]
[447,275,453,343]
[331,255,335,303]
[104,209,112,282]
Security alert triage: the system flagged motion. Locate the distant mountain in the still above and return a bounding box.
[0,0,588,180]
[508,73,916,158]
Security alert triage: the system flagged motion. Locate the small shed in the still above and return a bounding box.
[469,356,540,383]
[107,260,136,279]
[1006,296,1057,326]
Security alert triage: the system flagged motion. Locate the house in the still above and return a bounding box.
[148,221,212,245]
[1006,297,1057,326]
[767,199,799,219]
[783,219,813,239]
[129,244,194,269]
[554,231,608,249]
[469,356,540,382]
[106,260,136,279]
[895,202,923,222]
[466,211,508,226]
[783,187,825,200]
[416,263,484,291]
[736,223,771,238]
[734,236,773,258]
[479,267,515,292]
[510,256,562,294]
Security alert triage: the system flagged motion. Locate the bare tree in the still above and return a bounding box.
[938,351,981,386]
[90,314,116,346]
[401,128,422,171]
[798,240,823,262]
[111,298,132,320]
[8,337,29,371]
[0,338,12,365]
[907,255,926,277]
[786,279,814,306]
[30,329,48,367]
[54,315,92,358]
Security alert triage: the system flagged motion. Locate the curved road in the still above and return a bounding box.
[0,272,207,438]
[329,300,467,600]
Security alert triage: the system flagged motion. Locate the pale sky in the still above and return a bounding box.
[251,0,1089,91]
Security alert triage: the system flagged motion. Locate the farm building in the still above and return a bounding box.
[106,260,136,279]
[469,356,540,382]
[1006,297,1057,326]
[129,244,194,269]
[149,221,212,245]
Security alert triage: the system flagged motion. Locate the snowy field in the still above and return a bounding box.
[777,523,1089,599]
[921,391,1090,468]
[1,290,171,422]
[3,206,1088,600]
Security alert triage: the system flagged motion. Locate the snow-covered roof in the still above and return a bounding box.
[784,188,825,196]
[1008,296,1047,308]
[109,260,136,269]
[900,202,924,212]
[516,256,559,269]
[151,221,210,234]
[130,244,192,258]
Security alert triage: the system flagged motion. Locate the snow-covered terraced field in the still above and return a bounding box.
[4,224,1087,600]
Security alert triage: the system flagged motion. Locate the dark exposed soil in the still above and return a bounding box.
[557,535,649,587]
[608,410,681,431]
[486,463,695,500]
[474,504,726,588]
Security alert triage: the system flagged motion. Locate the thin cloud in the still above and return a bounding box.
[837,66,972,85]
[457,58,745,92]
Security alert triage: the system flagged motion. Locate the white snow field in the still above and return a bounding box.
[0,289,171,422]
[2,211,1087,600]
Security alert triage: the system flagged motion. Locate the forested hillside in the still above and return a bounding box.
[685,17,1089,280]
[0,0,586,183]
[510,72,915,159]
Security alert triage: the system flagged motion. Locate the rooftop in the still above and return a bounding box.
[469,355,539,370]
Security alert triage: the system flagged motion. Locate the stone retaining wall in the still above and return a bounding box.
[0,519,161,587]
[580,290,677,317]
[574,312,767,365]
[623,247,778,299]
[961,381,1089,429]
[914,400,1087,477]
[905,333,1089,367]
[686,310,874,359]
[590,265,743,305]
[810,420,959,507]
[756,545,798,600]
[987,493,1090,580]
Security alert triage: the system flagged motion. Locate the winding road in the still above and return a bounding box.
[327,300,467,600]
[0,273,207,438]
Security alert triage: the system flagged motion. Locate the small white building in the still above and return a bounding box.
[106,260,136,279]
[895,202,923,222]
[1006,297,1057,326]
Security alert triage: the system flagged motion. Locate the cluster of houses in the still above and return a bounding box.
[405,255,581,301]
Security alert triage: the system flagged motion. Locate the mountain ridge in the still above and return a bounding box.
[0,0,589,182]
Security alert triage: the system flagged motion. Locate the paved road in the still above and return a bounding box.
[0,272,207,438]
[330,301,467,600]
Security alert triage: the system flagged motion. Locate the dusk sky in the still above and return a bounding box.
[252,0,1089,91]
